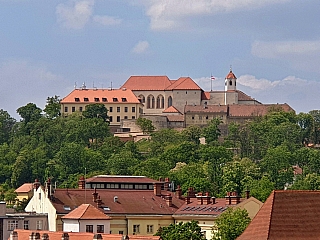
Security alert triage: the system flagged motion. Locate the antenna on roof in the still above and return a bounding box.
[230,65,232,72]
[82,82,86,89]
[74,82,77,89]
[111,82,113,90]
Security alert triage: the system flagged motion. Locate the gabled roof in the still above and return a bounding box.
[166,115,184,122]
[235,90,260,102]
[120,76,202,91]
[51,189,184,215]
[226,70,237,79]
[121,76,172,90]
[163,106,181,114]
[237,190,320,240]
[62,204,111,220]
[201,92,210,100]
[86,175,161,184]
[60,89,140,104]
[15,183,33,193]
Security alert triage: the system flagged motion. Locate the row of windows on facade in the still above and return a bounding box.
[64,106,136,113]
[7,220,43,231]
[84,224,154,234]
[139,95,172,109]
[86,224,105,233]
[86,183,153,190]
[191,115,224,120]
[74,97,127,102]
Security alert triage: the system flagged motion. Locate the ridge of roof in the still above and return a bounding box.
[166,77,202,90]
[163,106,181,113]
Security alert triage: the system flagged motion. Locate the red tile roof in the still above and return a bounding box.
[15,183,33,193]
[13,229,159,240]
[201,92,210,100]
[62,204,111,220]
[85,175,161,184]
[228,104,294,117]
[60,89,140,104]
[237,190,320,240]
[121,76,202,91]
[163,106,181,113]
[51,189,184,215]
[167,115,184,122]
[184,105,228,113]
[226,70,237,79]
[235,90,260,102]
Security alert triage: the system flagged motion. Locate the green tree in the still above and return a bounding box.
[155,220,205,240]
[44,95,61,119]
[181,125,202,144]
[202,118,221,144]
[17,103,42,124]
[0,109,16,144]
[136,117,155,134]
[290,173,320,190]
[82,103,109,122]
[248,175,275,202]
[212,208,251,240]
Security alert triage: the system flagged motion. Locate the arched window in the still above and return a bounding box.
[138,95,145,103]
[147,95,151,109]
[161,96,164,108]
[156,96,160,108]
[156,95,164,108]
[151,96,155,108]
[168,96,173,107]
[229,80,232,86]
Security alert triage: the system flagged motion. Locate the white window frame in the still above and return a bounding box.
[7,220,18,231]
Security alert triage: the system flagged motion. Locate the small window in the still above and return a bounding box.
[102,98,107,102]
[84,97,89,102]
[122,98,127,102]
[206,116,209,119]
[72,107,75,112]
[79,107,83,112]
[97,225,104,233]
[109,107,113,112]
[133,225,140,234]
[7,220,18,231]
[75,97,80,102]
[117,116,120,122]
[124,107,128,112]
[132,116,135,119]
[94,98,100,102]
[103,206,110,211]
[109,116,113,122]
[86,225,93,233]
[192,116,194,120]
[36,220,43,230]
[132,107,135,112]
[117,107,120,112]
[24,220,29,230]
[199,116,202,120]
[147,225,154,234]
[39,193,41,200]
[124,116,128,119]
[119,231,124,235]
[63,206,71,211]
[64,107,68,113]
[113,98,118,102]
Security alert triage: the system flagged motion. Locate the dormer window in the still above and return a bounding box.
[94,98,100,102]
[113,98,118,102]
[75,98,80,102]
[84,98,89,102]
[122,98,127,102]
[102,98,107,102]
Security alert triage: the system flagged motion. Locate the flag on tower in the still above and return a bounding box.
[211,75,215,80]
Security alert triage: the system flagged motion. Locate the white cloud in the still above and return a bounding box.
[131,41,150,54]
[56,0,94,29]
[93,15,122,26]
[136,0,290,30]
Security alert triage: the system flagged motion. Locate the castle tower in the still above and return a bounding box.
[225,68,237,91]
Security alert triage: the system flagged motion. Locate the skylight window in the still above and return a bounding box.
[84,98,89,102]
[63,206,71,211]
[103,206,110,211]
[94,98,100,102]
[102,98,107,102]
[75,98,80,102]
[113,98,118,102]
[122,98,127,102]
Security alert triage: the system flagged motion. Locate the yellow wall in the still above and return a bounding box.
[127,216,174,236]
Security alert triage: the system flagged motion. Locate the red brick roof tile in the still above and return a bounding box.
[165,77,201,90]
[15,183,33,193]
[226,70,237,79]
[121,76,172,90]
[62,204,111,220]
[201,92,210,100]
[237,190,320,240]
[163,106,181,113]
[60,89,140,104]
[166,115,184,122]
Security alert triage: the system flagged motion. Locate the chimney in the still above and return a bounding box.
[34,233,40,240]
[42,233,49,240]
[154,183,162,196]
[211,197,216,204]
[78,176,85,189]
[93,234,103,240]
[97,196,102,208]
[46,178,51,198]
[92,188,98,202]
[203,192,211,205]
[176,185,182,199]
[245,190,250,199]
[164,178,170,191]
[165,194,173,207]
[197,192,203,205]
[185,196,191,204]
[187,187,196,198]
[29,233,35,240]
[33,179,40,190]
[226,191,241,205]
[225,192,232,205]
[61,233,69,240]
[10,231,18,240]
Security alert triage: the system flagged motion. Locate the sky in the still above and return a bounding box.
[1,0,320,119]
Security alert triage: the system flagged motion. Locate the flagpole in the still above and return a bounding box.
[210,73,212,92]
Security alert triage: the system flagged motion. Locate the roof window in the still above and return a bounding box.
[103,206,110,211]
[84,98,89,102]
[75,98,80,102]
[113,98,118,102]
[102,98,107,102]
[122,98,127,102]
[63,206,71,211]
[94,98,100,102]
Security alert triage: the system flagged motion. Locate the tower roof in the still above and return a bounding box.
[225,70,237,79]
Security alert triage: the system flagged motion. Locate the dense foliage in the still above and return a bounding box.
[1,99,320,204]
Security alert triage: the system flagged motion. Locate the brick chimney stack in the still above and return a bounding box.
[61,233,69,240]
[92,188,98,202]
[245,190,250,199]
[154,183,162,196]
[226,191,241,205]
[165,194,173,207]
[176,185,182,199]
[78,176,85,189]
[197,192,203,205]
[203,192,211,205]
[33,179,40,191]
[164,178,171,191]
[46,178,51,198]
[97,196,102,208]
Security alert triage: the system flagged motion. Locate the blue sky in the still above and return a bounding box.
[1,0,320,119]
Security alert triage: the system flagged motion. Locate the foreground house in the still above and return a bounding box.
[237,190,320,240]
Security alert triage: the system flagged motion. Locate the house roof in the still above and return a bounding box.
[184,105,228,113]
[166,115,184,122]
[228,104,294,117]
[237,190,320,240]
[163,106,181,113]
[235,90,260,102]
[15,183,33,193]
[85,175,161,184]
[51,189,184,215]
[201,92,210,100]
[60,88,141,104]
[226,70,237,79]
[13,229,160,240]
[62,204,111,220]
[121,76,202,91]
